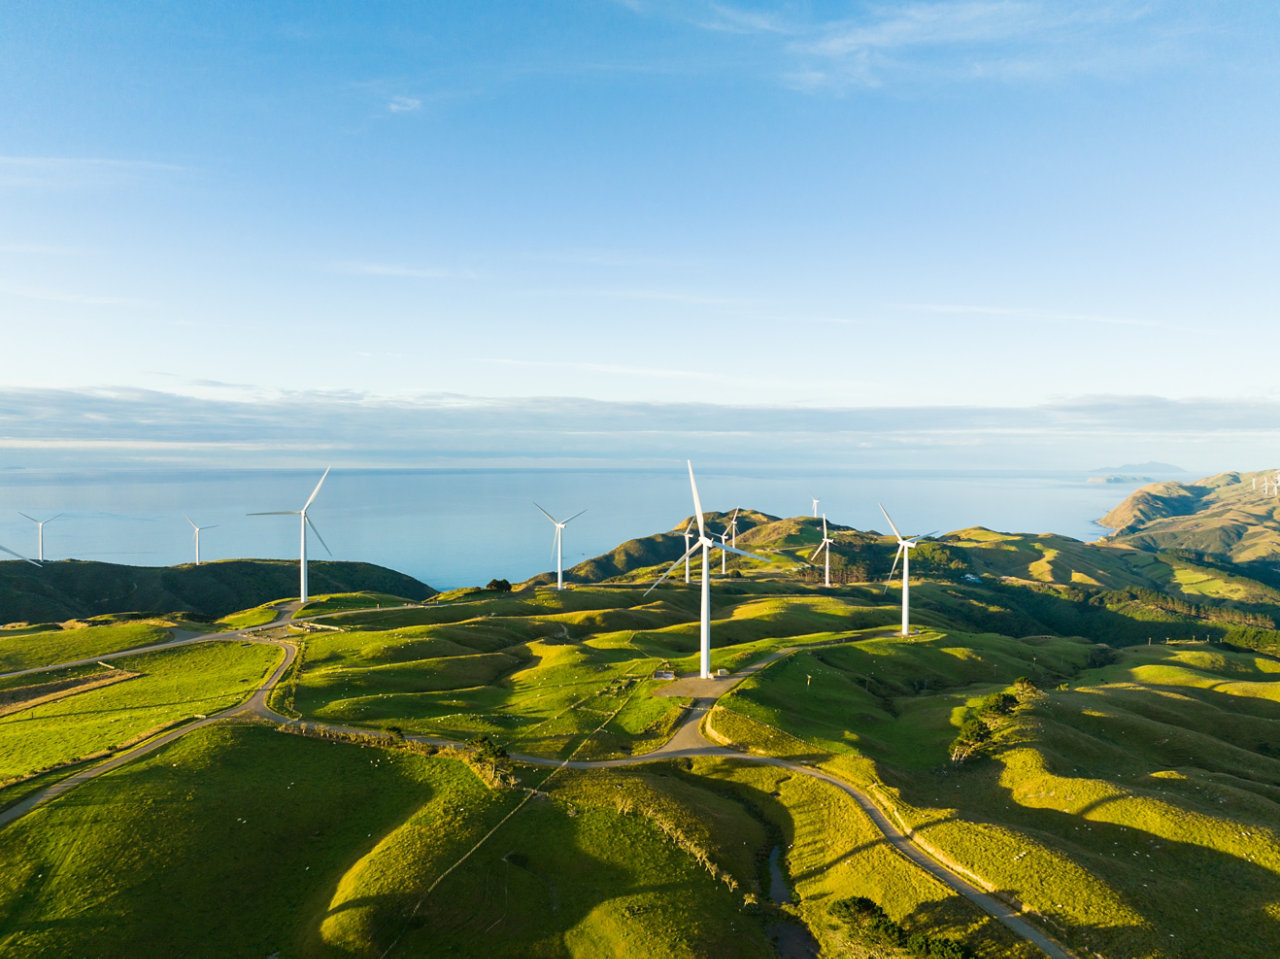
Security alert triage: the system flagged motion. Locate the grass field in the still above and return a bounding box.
[0,641,282,786]
[711,629,1280,958]
[10,520,1280,958]
[0,620,176,673]
[0,725,789,958]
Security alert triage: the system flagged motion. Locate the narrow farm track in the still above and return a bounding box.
[0,605,1075,958]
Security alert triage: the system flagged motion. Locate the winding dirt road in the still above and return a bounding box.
[0,605,1074,958]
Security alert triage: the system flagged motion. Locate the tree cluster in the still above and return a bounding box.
[830,896,975,958]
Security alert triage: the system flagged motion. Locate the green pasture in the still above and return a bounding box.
[0,724,797,958]
[285,584,908,759]
[715,629,1280,958]
[0,620,175,673]
[215,604,281,630]
[0,641,281,786]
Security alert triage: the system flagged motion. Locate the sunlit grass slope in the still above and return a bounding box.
[0,725,785,959]
[0,641,282,787]
[289,584,901,759]
[0,619,175,673]
[715,631,1280,958]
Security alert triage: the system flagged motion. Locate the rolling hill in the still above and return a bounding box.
[9,491,1280,957]
[1100,469,1280,562]
[0,558,434,625]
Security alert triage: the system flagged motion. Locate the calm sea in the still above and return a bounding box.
[0,467,1168,591]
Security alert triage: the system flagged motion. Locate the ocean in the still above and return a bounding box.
[0,467,1168,591]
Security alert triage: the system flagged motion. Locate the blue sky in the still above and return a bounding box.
[2,1,1279,470]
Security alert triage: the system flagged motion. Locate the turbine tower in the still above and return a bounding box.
[18,512,61,563]
[647,461,765,678]
[810,514,835,587]
[880,503,924,637]
[534,502,586,590]
[811,497,820,518]
[249,467,331,604]
[185,515,218,566]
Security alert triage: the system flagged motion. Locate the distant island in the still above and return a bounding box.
[1090,460,1185,473]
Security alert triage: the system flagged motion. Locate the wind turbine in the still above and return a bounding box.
[682,522,693,583]
[1,543,40,567]
[728,508,740,548]
[810,514,835,587]
[249,467,331,604]
[18,512,61,563]
[720,527,729,574]
[534,502,586,590]
[185,515,218,566]
[647,461,765,678]
[880,503,926,638]
[811,497,820,518]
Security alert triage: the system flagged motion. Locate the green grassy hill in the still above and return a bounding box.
[0,558,434,625]
[522,510,780,587]
[1101,469,1280,562]
[10,489,1280,957]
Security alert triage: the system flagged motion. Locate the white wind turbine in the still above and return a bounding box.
[534,502,586,591]
[728,508,740,548]
[811,497,820,518]
[810,514,835,588]
[682,521,693,583]
[249,467,331,604]
[647,461,765,678]
[18,512,61,563]
[880,503,927,637]
[185,515,218,566]
[720,526,730,574]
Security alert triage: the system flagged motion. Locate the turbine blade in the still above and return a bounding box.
[185,513,198,530]
[47,513,63,523]
[809,542,827,562]
[533,502,557,524]
[563,508,587,525]
[306,515,333,556]
[18,512,35,524]
[721,544,767,562]
[248,510,300,516]
[884,543,904,592]
[878,503,904,541]
[303,466,331,511]
[645,542,700,596]
[822,514,828,538]
[687,460,706,539]
[0,544,40,566]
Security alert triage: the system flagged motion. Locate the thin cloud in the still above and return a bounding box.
[0,386,1274,473]
[698,3,796,35]
[0,156,186,189]
[0,242,84,256]
[387,96,422,113]
[486,358,710,381]
[791,2,1189,89]
[896,302,1163,329]
[522,286,744,307]
[329,260,474,280]
[0,281,141,307]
